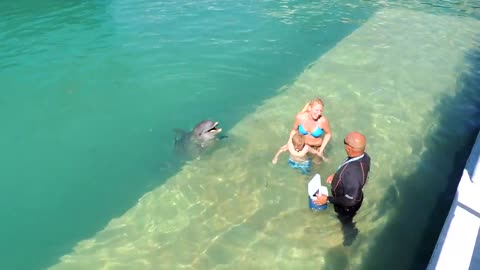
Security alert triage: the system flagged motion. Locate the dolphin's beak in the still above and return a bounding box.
[208,122,222,133]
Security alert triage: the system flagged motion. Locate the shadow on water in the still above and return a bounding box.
[320,43,480,269]
[321,43,480,269]
[403,44,480,270]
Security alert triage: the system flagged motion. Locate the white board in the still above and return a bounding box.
[308,174,329,199]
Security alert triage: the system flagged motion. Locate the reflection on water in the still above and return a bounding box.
[49,7,480,270]
[363,0,480,18]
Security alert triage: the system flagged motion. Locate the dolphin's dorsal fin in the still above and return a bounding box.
[218,135,228,140]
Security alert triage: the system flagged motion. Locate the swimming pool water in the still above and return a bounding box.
[1,0,479,269]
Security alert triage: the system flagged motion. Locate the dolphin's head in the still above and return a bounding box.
[193,120,222,141]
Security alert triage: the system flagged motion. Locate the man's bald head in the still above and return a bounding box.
[344,131,366,153]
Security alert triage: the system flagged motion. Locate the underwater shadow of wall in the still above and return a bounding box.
[357,44,480,270]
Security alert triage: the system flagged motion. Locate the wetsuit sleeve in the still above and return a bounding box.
[327,168,361,207]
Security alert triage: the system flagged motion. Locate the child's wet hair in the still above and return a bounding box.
[292,133,305,149]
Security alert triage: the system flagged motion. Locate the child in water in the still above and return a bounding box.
[272,132,327,174]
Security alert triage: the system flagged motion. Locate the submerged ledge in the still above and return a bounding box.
[50,7,480,270]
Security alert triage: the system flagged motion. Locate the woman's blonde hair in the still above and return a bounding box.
[300,97,324,113]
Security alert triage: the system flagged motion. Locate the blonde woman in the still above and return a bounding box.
[289,98,332,161]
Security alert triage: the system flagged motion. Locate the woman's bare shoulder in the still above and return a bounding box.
[295,112,307,121]
[318,115,331,131]
[319,115,330,124]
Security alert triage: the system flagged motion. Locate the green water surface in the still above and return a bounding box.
[1,0,479,270]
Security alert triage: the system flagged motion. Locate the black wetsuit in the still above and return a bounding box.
[328,153,370,213]
[327,153,371,245]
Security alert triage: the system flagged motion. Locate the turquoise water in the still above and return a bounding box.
[1,1,370,269]
[1,1,479,270]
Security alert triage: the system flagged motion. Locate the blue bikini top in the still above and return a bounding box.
[298,124,324,138]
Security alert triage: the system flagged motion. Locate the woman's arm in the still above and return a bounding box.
[307,146,328,161]
[318,117,332,155]
[307,146,319,155]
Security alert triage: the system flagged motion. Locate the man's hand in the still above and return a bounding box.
[313,194,328,205]
[326,174,335,184]
[272,157,278,164]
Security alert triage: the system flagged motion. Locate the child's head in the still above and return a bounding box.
[292,133,305,151]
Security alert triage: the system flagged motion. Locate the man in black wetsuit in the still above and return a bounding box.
[314,131,371,246]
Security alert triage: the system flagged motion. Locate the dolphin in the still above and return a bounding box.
[174,120,224,157]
